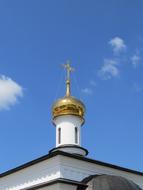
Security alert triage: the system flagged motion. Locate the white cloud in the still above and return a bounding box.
[109,37,126,54]
[81,80,96,96]
[98,59,119,80]
[0,75,23,110]
[81,88,93,95]
[131,54,141,68]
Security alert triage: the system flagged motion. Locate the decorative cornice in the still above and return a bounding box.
[0,151,143,178]
[20,178,87,190]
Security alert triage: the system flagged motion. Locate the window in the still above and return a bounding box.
[58,128,61,144]
[75,127,78,144]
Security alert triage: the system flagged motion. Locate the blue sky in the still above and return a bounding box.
[0,0,143,173]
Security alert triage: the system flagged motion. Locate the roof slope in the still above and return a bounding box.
[0,151,143,178]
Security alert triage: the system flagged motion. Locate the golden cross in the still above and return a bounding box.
[63,60,74,81]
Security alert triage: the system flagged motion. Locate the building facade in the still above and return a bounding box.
[0,62,143,190]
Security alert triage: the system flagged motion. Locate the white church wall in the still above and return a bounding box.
[38,183,77,190]
[58,183,77,190]
[0,154,143,190]
[0,156,61,190]
[59,155,143,189]
[38,184,59,190]
[54,115,82,147]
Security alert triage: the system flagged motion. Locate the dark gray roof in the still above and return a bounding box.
[78,175,142,190]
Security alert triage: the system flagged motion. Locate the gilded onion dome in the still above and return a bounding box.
[52,62,85,123]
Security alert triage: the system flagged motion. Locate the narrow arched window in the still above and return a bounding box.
[75,127,78,144]
[58,128,61,144]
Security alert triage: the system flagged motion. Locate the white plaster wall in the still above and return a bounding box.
[0,156,61,190]
[38,183,77,190]
[0,154,143,190]
[54,115,82,147]
[59,155,143,189]
[38,184,59,190]
[58,183,77,190]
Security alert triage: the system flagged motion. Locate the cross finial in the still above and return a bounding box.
[63,60,74,81]
[63,60,74,97]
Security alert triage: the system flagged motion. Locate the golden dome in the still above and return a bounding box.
[52,95,85,120]
[52,62,85,123]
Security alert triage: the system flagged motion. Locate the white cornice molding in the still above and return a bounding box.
[0,152,143,190]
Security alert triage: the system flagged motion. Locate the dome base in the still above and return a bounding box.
[49,144,88,157]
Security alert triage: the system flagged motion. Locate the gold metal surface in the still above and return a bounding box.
[63,60,74,97]
[52,96,85,118]
[63,60,74,81]
[52,61,85,121]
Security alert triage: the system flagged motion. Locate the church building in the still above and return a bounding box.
[0,63,143,190]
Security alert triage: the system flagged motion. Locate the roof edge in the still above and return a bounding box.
[0,150,143,178]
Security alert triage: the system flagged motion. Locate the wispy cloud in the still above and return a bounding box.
[81,88,93,95]
[81,79,96,96]
[98,59,119,80]
[98,36,142,82]
[0,75,23,110]
[98,37,125,80]
[131,54,141,68]
[109,37,126,54]
[133,83,143,92]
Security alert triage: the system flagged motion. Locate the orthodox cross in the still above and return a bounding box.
[63,60,74,81]
[63,60,74,96]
